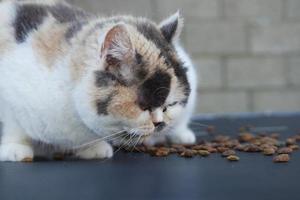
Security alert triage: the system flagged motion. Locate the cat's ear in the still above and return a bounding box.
[159,11,184,43]
[101,24,133,67]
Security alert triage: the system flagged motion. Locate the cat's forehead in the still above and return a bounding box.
[129,22,191,102]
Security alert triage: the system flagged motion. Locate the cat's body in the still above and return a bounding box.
[0,0,197,161]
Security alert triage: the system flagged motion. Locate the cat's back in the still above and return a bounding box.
[0,0,90,117]
[0,1,18,55]
[0,0,90,56]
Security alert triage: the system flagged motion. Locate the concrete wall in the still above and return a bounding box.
[68,0,300,113]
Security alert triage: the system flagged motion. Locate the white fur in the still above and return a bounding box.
[0,2,198,161]
[0,143,33,162]
[75,141,113,159]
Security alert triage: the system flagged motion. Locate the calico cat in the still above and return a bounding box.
[0,0,197,161]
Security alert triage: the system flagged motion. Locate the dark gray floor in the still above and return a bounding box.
[1,113,300,200]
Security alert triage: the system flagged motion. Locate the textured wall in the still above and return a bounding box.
[68,0,300,114]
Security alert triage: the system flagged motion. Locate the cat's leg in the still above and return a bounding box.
[167,108,196,145]
[144,124,195,146]
[75,140,113,159]
[167,122,196,144]
[0,119,34,162]
[144,121,196,146]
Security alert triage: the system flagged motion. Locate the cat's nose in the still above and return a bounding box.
[153,122,166,132]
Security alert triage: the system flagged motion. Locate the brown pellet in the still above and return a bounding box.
[289,144,299,151]
[242,144,261,152]
[234,144,245,151]
[262,147,276,156]
[277,147,293,154]
[227,155,240,161]
[179,150,195,158]
[260,144,278,151]
[238,132,254,142]
[151,149,169,157]
[169,147,178,153]
[273,154,290,163]
[293,134,300,142]
[146,147,158,154]
[224,139,240,148]
[207,147,218,153]
[286,138,296,145]
[222,150,236,157]
[198,150,210,157]
[217,147,230,153]
[192,145,205,150]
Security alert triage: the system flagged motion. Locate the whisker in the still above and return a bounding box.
[113,134,131,155]
[73,124,153,152]
[72,130,127,150]
[129,132,140,152]
[133,134,143,152]
[189,122,213,128]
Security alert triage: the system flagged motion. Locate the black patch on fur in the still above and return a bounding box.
[49,4,89,23]
[135,68,147,81]
[65,21,87,41]
[135,52,143,65]
[136,22,191,103]
[14,4,48,43]
[134,51,148,80]
[160,19,178,42]
[94,71,117,87]
[138,71,171,110]
[96,94,114,115]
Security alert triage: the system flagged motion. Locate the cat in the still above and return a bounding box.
[0,0,197,161]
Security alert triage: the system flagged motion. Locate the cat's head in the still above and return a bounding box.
[75,12,191,141]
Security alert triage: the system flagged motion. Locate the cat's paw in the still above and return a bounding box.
[143,134,167,146]
[0,143,34,162]
[75,141,113,160]
[168,128,196,144]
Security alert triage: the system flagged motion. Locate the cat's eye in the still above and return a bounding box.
[168,101,178,107]
[163,101,178,112]
[141,105,152,112]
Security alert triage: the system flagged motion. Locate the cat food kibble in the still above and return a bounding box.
[151,148,170,157]
[217,147,230,153]
[277,147,293,154]
[286,138,296,145]
[238,132,255,142]
[179,150,195,158]
[273,154,290,163]
[120,126,300,164]
[289,144,299,151]
[198,150,210,157]
[227,155,240,161]
[222,150,236,157]
[262,147,276,156]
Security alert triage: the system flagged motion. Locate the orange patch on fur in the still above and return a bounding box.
[32,19,68,68]
[108,86,141,119]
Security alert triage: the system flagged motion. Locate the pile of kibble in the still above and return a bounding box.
[123,127,300,163]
